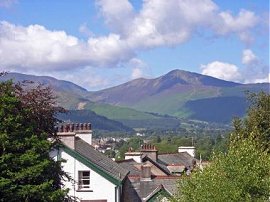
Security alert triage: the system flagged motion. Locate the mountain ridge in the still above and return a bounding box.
[1,69,269,124]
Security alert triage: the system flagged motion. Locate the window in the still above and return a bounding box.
[78,171,90,189]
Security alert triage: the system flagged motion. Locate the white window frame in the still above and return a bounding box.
[78,170,90,190]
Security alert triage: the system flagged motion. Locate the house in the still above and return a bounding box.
[117,144,198,201]
[50,123,129,202]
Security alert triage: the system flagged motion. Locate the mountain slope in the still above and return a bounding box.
[0,72,88,109]
[58,110,134,132]
[2,70,268,125]
[87,69,241,107]
[88,69,269,122]
[0,72,180,129]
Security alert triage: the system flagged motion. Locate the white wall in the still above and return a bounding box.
[178,146,195,157]
[124,152,142,163]
[76,133,92,145]
[59,149,120,202]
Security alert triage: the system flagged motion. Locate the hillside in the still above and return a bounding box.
[0,72,88,109]
[88,69,269,122]
[58,110,134,132]
[0,72,181,130]
[1,70,269,125]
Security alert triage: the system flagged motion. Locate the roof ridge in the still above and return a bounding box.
[67,137,129,184]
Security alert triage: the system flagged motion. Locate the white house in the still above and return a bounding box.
[50,123,129,202]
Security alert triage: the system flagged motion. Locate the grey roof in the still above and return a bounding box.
[123,176,179,201]
[158,152,196,167]
[141,156,171,175]
[74,137,129,182]
[117,159,141,176]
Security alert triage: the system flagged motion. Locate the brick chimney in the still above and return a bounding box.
[140,164,151,181]
[56,123,92,149]
[140,144,158,161]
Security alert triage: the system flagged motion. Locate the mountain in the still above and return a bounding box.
[1,72,87,93]
[88,69,269,123]
[58,110,134,132]
[87,69,241,107]
[0,72,180,130]
[0,72,88,109]
[1,70,269,125]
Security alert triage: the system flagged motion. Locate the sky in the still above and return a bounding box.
[0,0,269,90]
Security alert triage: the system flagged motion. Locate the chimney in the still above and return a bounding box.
[75,123,92,145]
[56,123,92,149]
[178,146,195,157]
[56,124,76,149]
[140,165,151,181]
[140,144,158,161]
[124,148,143,163]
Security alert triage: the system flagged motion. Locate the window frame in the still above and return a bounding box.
[78,170,91,190]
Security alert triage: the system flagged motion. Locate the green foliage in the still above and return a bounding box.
[0,80,68,201]
[115,137,143,160]
[174,92,270,201]
[232,91,270,150]
[175,136,270,201]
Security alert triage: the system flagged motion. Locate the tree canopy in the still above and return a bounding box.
[174,92,270,201]
[0,79,68,201]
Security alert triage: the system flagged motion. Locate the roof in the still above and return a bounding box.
[141,156,171,175]
[123,176,180,201]
[144,185,171,202]
[167,165,186,173]
[117,159,141,176]
[61,137,129,185]
[158,152,196,167]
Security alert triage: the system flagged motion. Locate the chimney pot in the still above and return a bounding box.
[83,123,87,130]
[75,123,79,130]
[71,124,74,132]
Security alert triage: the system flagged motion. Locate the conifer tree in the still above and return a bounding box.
[0,79,68,201]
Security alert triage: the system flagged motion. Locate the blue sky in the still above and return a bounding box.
[0,0,269,90]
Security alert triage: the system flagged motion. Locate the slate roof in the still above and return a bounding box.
[74,137,129,182]
[117,159,141,176]
[123,176,180,201]
[158,152,196,167]
[141,156,171,175]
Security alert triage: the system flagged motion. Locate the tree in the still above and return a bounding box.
[232,91,270,150]
[174,92,270,201]
[0,80,68,201]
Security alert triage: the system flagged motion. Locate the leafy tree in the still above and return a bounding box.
[0,80,68,201]
[174,92,270,201]
[232,91,270,150]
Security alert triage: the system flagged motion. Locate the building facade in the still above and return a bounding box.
[50,123,128,202]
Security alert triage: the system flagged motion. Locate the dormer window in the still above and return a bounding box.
[78,171,90,190]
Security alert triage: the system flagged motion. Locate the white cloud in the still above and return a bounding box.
[97,0,259,48]
[79,23,94,37]
[252,74,270,83]
[96,0,134,35]
[242,49,258,65]
[0,0,262,77]
[216,10,258,34]
[131,68,143,79]
[201,49,269,83]
[240,49,269,83]
[201,61,241,82]
[0,21,133,71]
[128,58,150,79]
